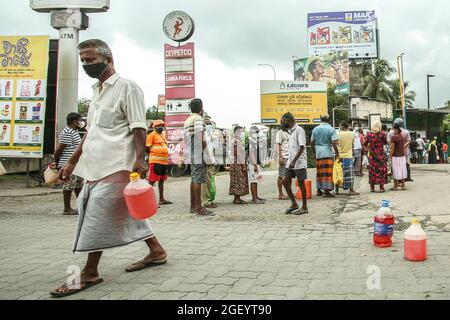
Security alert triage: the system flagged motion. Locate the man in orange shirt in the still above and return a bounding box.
[146,120,172,205]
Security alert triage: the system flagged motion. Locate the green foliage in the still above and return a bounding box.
[146,106,165,120]
[362,59,395,102]
[78,98,90,115]
[327,83,348,127]
[388,80,416,109]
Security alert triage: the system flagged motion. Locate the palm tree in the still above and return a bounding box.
[362,59,395,102]
[389,80,416,109]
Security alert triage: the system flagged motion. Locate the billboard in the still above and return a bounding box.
[294,51,349,94]
[308,11,378,59]
[260,80,327,125]
[0,36,50,158]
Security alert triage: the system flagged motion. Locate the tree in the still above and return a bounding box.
[327,83,348,127]
[362,59,395,102]
[78,98,91,115]
[146,106,164,121]
[388,80,416,109]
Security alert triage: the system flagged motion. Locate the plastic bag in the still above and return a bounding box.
[44,166,59,184]
[362,155,369,168]
[209,175,216,202]
[0,161,6,176]
[333,159,343,187]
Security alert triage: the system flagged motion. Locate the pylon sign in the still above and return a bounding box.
[163,11,195,43]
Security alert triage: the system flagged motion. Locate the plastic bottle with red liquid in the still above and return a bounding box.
[404,219,427,262]
[123,172,158,220]
[373,200,395,248]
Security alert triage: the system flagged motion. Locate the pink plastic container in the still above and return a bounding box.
[124,172,158,220]
[404,219,427,262]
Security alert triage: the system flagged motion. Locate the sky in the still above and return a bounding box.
[2,0,450,128]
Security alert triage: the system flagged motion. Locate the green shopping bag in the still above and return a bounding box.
[209,175,216,202]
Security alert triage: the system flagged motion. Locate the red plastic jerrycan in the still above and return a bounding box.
[296,179,312,200]
[124,172,158,220]
[404,219,427,262]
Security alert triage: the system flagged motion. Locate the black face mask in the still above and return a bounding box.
[83,62,108,79]
[156,127,164,134]
[281,123,289,130]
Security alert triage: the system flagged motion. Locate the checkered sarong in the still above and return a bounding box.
[316,158,334,190]
[341,158,354,190]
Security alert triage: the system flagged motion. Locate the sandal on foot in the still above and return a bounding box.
[159,200,173,205]
[50,278,103,298]
[126,258,167,273]
[233,200,248,205]
[293,208,309,215]
[63,209,78,216]
[285,207,299,214]
[278,195,289,200]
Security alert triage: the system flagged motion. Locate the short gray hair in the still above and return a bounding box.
[78,39,113,59]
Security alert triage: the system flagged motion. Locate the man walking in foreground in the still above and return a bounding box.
[51,39,167,298]
[281,113,308,215]
[311,114,340,197]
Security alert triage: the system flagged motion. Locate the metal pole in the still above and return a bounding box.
[427,75,431,110]
[258,64,276,80]
[55,27,80,141]
[26,158,31,188]
[397,56,406,128]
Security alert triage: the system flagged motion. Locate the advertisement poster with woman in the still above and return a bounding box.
[294,51,350,94]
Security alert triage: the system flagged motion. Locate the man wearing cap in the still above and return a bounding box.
[146,119,172,205]
[387,118,413,182]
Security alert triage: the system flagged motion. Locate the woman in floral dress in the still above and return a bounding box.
[364,121,388,192]
[229,126,249,204]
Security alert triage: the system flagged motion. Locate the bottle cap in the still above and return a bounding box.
[130,172,140,182]
[381,200,390,208]
[411,218,420,225]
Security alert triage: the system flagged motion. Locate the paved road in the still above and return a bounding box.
[0,165,449,300]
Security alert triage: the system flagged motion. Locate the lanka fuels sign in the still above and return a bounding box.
[260,80,327,125]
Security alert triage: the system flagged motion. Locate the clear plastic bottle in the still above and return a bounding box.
[373,200,394,248]
[404,219,427,261]
[123,172,158,220]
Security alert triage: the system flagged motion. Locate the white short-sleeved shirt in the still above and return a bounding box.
[275,130,290,159]
[73,73,147,181]
[286,124,307,170]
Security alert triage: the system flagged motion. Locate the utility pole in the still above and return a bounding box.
[397,55,406,128]
[427,74,435,110]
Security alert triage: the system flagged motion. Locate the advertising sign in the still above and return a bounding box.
[165,86,195,100]
[0,36,50,158]
[165,99,191,114]
[165,43,194,59]
[163,11,195,43]
[260,80,327,125]
[308,11,378,59]
[165,72,195,86]
[166,127,185,142]
[294,51,349,94]
[165,113,190,128]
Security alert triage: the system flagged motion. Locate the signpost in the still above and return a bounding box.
[163,11,195,165]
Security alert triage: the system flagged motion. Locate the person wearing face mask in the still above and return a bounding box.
[184,98,214,216]
[229,126,249,204]
[51,39,167,297]
[53,112,84,215]
[248,126,266,204]
[146,119,172,205]
[201,117,218,209]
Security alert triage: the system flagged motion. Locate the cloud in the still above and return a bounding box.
[2,0,450,128]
